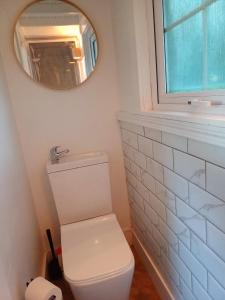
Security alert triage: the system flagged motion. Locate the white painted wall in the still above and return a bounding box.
[111,0,155,112]
[0,0,130,247]
[111,0,141,113]
[0,53,42,299]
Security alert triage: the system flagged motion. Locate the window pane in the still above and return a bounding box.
[207,0,225,89]
[165,14,203,93]
[163,0,202,28]
[163,0,225,94]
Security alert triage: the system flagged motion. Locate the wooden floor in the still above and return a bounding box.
[52,248,161,300]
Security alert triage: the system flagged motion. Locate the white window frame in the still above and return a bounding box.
[150,0,225,113]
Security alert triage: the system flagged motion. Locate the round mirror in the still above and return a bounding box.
[14,0,98,90]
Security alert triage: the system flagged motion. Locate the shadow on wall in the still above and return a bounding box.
[0,53,43,300]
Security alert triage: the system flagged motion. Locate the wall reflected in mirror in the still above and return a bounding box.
[14,0,98,90]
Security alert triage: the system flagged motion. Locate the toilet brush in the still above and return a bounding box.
[46,229,62,280]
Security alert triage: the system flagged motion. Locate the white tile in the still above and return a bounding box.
[168,247,192,288]
[208,273,225,300]
[192,277,211,300]
[138,135,153,158]
[207,222,225,262]
[174,150,205,188]
[141,171,156,193]
[144,127,162,142]
[188,139,225,168]
[179,278,196,300]
[164,168,188,201]
[142,211,154,234]
[122,143,136,161]
[146,157,164,183]
[148,191,166,221]
[155,181,176,213]
[119,121,144,135]
[133,150,147,170]
[161,252,180,287]
[159,219,178,252]
[131,203,146,232]
[176,197,206,241]
[191,234,225,289]
[162,272,183,300]
[206,163,225,201]
[124,156,130,166]
[179,242,207,289]
[127,182,135,198]
[189,183,225,233]
[152,226,168,255]
[124,156,131,171]
[126,160,141,180]
[131,201,145,219]
[167,210,190,249]
[145,230,161,259]
[126,170,139,189]
[158,264,181,299]
[132,189,145,210]
[122,142,131,157]
[153,142,173,169]
[162,132,188,152]
[123,143,146,170]
[121,129,138,149]
[144,201,159,227]
[133,223,147,247]
[135,180,149,202]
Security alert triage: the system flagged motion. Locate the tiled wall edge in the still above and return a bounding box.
[117,111,225,148]
[119,119,225,300]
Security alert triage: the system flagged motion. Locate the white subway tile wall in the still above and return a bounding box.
[206,163,225,202]
[176,197,206,242]
[153,141,173,169]
[208,274,225,300]
[188,139,225,169]
[192,276,211,300]
[145,127,162,142]
[173,150,205,188]
[164,168,188,201]
[119,120,225,300]
[162,132,188,152]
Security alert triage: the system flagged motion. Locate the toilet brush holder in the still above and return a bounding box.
[46,229,62,280]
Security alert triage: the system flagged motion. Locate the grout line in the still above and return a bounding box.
[125,146,225,206]
[123,130,225,291]
[120,126,225,171]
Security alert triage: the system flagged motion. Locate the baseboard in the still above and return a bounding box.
[132,232,175,300]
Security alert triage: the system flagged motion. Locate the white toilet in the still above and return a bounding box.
[47,152,134,300]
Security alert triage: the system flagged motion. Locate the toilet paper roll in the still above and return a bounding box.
[25,277,62,300]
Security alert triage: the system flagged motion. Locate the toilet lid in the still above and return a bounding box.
[61,213,134,284]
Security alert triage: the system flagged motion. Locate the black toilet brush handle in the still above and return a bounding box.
[46,229,57,259]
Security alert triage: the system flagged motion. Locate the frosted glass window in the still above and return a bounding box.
[163,0,225,93]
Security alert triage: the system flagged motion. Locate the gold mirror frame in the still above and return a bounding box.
[13,0,99,90]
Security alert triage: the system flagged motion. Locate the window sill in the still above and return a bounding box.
[117,110,225,148]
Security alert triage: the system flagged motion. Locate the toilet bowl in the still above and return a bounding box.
[61,214,134,300]
[47,152,134,300]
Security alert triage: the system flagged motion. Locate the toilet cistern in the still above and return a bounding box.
[49,146,70,163]
[47,152,134,300]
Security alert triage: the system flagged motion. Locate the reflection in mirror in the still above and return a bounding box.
[14,0,98,90]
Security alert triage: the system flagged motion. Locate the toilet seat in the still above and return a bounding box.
[61,213,134,286]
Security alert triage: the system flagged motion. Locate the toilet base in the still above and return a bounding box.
[67,263,134,300]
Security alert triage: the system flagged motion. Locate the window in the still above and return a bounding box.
[154,0,225,105]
